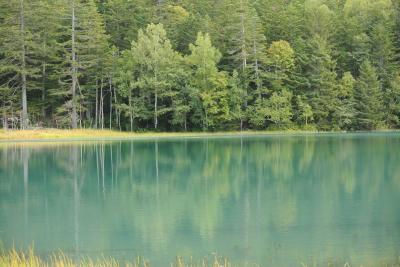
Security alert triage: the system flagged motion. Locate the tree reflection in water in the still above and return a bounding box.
[0,133,399,266]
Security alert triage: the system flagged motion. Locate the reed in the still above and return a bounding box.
[1,249,399,267]
[0,249,139,267]
[0,249,240,267]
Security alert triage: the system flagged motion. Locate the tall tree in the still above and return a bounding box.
[227,70,247,130]
[0,0,399,131]
[304,36,338,130]
[334,72,356,129]
[187,32,229,130]
[264,40,295,91]
[354,60,384,129]
[296,96,313,127]
[384,73,400,128]
[123,23,182,130]
[0,0,40,129]
[56,0,110,129]
[101,0,153,50]
[265,89,293,128]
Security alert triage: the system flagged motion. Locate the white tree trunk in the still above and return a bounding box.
[154,89,158,129]
[95,79,98,129]
[71,0,78,129]
[240,0,247,72]
[109,77,112,130]
[100,77,104,130]
[20,0,28,129]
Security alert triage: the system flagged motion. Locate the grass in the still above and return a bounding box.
[0,128,322,141]
[0,249,240,267]
[1,249,399,267]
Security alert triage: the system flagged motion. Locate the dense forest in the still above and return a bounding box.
[1,0,400,131]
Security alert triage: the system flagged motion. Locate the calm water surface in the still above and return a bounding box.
[0,133,399,266]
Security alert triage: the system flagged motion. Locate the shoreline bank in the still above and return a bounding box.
[0,128,398,142]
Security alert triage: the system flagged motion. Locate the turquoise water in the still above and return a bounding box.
[0,133,399,266]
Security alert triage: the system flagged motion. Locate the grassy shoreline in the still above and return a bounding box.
[1,249,399,267]
[0,128,321,141]
[0,249,238,267]
[0,128,398,141]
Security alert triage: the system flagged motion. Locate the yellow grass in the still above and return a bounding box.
[0,128,320,141]
[0,129,133,140]
[0,249,238,267]
[1,249,398,267]
[1,128,398,142]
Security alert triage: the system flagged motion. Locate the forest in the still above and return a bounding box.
[1,0,400,132]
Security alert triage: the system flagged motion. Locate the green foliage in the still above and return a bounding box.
[305,36,338,130]
[227,70,247,129]
[354,61,385,129]
[247,96,268,128]
[384,73,400,128]
[334,72,356,129]
[265,40,295,91]
[296,96,313,126]
[0,0,398,131]
[101,0,152,50]
[266,89,293,127]
[187,33,230,130]
[267,41,295,72]
[305,0,334,39]
[119,23,183,130]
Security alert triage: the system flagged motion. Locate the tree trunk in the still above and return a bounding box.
[154,89,158,129]
[3,102,7,131]
[204,109,208,131]
[11,107,14,129]
[253,39,260,90]
[95,79,98,129]
[129,90,133,131]
[109,77,112,130]
[42,58,46,121]
[240,0,247,72]
[100,76,104,130]
[71,0,78,129]
[20,0,28,129]
[113,82,120,131]
[154,69,158,129]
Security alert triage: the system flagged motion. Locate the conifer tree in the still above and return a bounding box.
[0,0,399,131]
[56,0,110,128]
[102,0,152,50]
[354,60,384,129]
[228,70,247,130]
[305,36,338,129]
[384,73,400,128]
[334,72,356,129]
[0,0,40,129]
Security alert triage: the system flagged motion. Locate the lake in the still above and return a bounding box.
[0,133,399,266]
